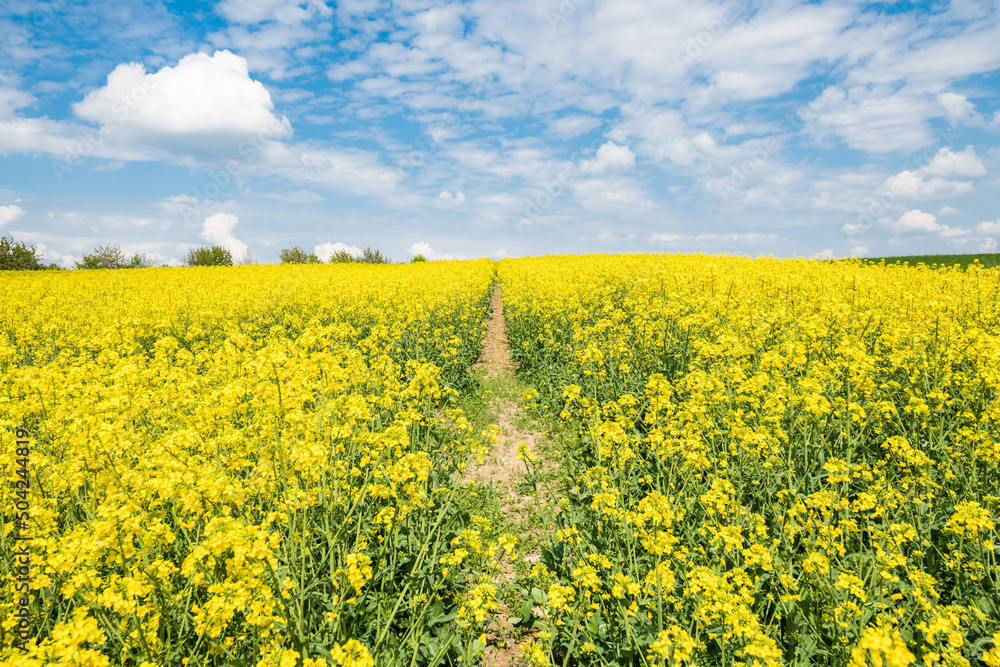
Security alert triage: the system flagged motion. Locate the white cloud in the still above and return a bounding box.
[217,0,331,24]
[799,85,934,153]
[596,231,637,243]
[210,21,335,80]
[409,241,457,260]
[921,146,986,178]
[492,248,507,259]
[261,142,399,195]
[649,232,777,245]
[73,51,292,155]
[886,209,940,234]
[813,249,834,260]
[438,191,466,203]
[977,219,1000,236]
[883,171,974,198]
[980,238,997,252]
[843,221,868,237]
[613,108,699,166]
[850,246,869,258]
[548,115,603,139]
[0,76,35,120]
[314,242,361,262]
[939,206,959,216]
[580,141,635,175]
[570,176,652,213]
[0,204,25,227]
[846,17,1000,90]
[32,242,81,269]
[938,92,980,125]
[882,147,985,199]
[200,213,249,259]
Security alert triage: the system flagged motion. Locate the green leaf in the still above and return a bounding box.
[428,611,458,627]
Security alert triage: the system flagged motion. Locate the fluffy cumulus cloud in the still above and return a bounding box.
[938,93,980,125]
[73,51,291,154]
[200,213,250,260]
[921,146,987,178]
[882,210,969,237]
[409,242,456,260]
[882,147,986,199]
[882,172,973,199]
[580,142,636,175]
[314,242,361,262]
[0,204,25,227]
[889,210,939,234]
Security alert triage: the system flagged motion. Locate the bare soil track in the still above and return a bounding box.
[465,283,552,667]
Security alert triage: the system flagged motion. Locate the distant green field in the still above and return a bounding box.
[862,253,1000,269]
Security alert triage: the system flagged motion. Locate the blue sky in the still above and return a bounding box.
[2,0,1000,265]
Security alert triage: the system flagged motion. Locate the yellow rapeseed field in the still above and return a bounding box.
[0,260,509,666]
[2,253,999,667]
[499,254,1000,666]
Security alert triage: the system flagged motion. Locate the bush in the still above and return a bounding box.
[411,254,428,263]
[279,246,320,264]
[186,245,233,267]
[326,247,391,264]
[329,250,358,264]
[0,235,57,271]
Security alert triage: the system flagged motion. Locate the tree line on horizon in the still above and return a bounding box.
[0,235,426,270]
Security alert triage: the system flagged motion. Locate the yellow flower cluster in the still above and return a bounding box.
[0,261,497,664]
[499,254,1000,665]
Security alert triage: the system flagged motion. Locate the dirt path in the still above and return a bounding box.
[467,284,539,494]
[465,283,552,667]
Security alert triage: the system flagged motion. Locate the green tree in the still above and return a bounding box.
[0,235,54,271]
[185,245,233,267]
[76,245,157,269]
[360,246,391,264]
[410,254,427,263]
[279,246,320,264]
[127,252,156,269]
[75,244,127,269]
